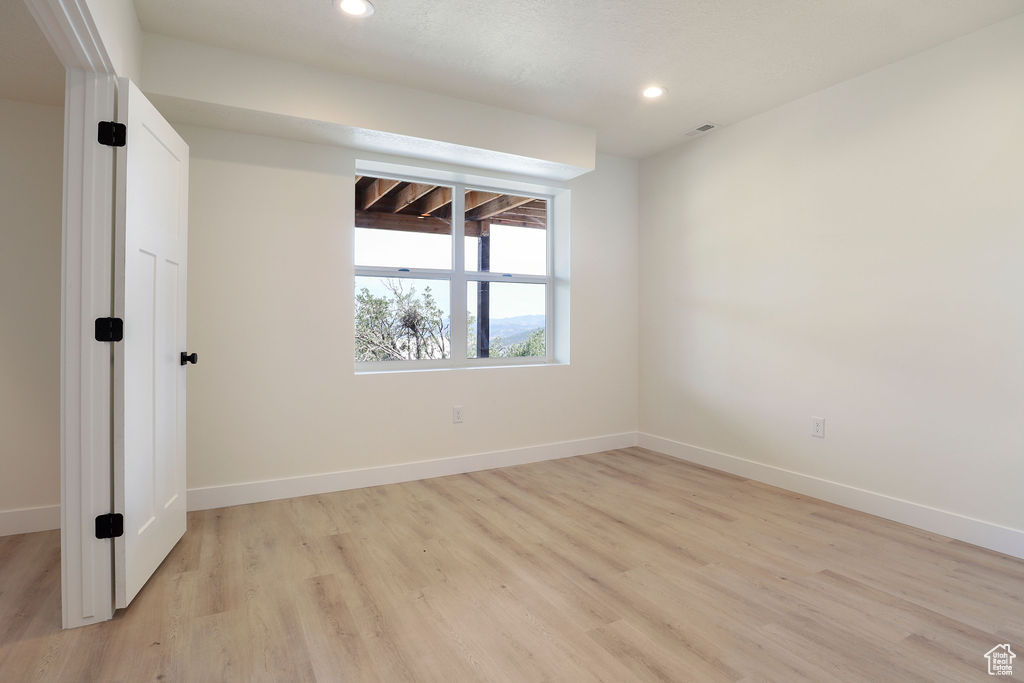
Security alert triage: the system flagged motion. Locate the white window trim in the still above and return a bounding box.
[353,164,568,373]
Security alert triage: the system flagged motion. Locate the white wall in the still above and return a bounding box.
[640,16,1024,537]
[181,125,638,491]
[0,98,63,521]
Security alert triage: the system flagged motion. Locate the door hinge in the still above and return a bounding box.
[97,121,126,147]
[95,513,124,539]
[94,317,124,342]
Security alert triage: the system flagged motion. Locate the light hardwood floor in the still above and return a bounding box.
[1,447,1022,682]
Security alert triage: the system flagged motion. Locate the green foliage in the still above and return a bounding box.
[354,280,450,361]
[467,319,545,359]
[491,328,545,358]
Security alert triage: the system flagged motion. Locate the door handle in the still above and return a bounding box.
[180,352,198,366]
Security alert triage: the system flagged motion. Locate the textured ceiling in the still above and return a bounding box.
[135,0,1024,158]
[0,0,64,106]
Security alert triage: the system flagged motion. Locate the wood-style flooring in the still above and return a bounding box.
[1,448,1022,681]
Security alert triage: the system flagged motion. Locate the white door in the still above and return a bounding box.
[113,78,190,608]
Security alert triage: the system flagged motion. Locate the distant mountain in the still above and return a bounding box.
[489,315,544,345]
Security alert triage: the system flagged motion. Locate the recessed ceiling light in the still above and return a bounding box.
[340,0,375,17]
[642,85,665,99]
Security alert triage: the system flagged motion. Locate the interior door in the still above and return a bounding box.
[113,78,190,608]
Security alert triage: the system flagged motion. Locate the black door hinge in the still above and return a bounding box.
[95,513,124,539]
[94,317,124,342]
[97,121,126,147]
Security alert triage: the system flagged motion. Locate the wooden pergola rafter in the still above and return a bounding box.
[354,176,547,236]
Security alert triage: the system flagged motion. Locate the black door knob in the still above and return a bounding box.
[180,352,198,366]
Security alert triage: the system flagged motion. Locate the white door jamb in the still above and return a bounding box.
[24,0,120,629]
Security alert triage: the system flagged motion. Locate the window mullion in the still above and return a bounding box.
[450,185,467,363]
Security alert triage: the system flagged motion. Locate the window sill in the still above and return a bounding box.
[354,360,568,375]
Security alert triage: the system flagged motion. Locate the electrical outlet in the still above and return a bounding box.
[811,417,825,439]
[453,406,464,424]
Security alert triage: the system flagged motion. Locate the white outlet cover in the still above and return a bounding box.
[453,406,464,424]
[812,417,825,438]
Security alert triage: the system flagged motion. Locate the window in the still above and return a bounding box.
[353,170,559,369]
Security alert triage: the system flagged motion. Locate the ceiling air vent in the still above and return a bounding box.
[685,123,717,137]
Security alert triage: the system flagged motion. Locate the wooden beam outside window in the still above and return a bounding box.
[359,178,402,210]
[388,183,435,213]
[467,195,535,221]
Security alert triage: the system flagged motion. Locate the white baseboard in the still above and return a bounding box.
[638,433,1024,560]
[2,433,638,535]
[0,504,60,537]
[187,432,640,512]
[16,431,1021,561]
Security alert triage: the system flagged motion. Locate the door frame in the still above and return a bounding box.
[25,0,120,628]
